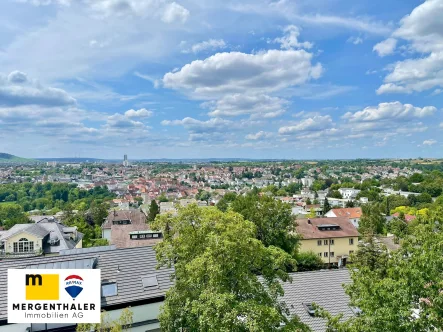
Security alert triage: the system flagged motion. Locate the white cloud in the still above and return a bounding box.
[278,115,333,135]
[348,36,363,45]
[343,101,436,122]
[377,0,443,93]
[161,117,236,133]
[245,131,273,140]
[0,71,76,107]
[105,113,145,129]
[204,94,287,119]
[162,2,189,23]
[17,0,70,5]
[422,139,437,146]
[373,38,397,56]
[185,39,226,54]
[163,49,322,98]
[273,25,313,50]
[124,108,153,118]
[440,122,443,128]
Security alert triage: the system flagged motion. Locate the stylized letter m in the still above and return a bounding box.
[26,274,42,286]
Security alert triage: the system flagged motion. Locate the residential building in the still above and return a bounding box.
[0,245,172,332]
[295,217,359,266]
[325,207,362,228]
[280,269,357,331]
[338,188,361,200]
[102,210,161,248]
[0,218,83,258]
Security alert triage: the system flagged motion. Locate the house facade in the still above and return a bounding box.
[296,217,359,265]
[0,245,172,332]
[0,219,82,258]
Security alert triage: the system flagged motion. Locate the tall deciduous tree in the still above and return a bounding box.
[152,205,308,331]
[148,200,159,222]
[231,193,299,254]
[358,204,385,235]
[324,208,443,331]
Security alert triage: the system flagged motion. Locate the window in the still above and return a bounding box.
[330,239,334,245]
[318,253,322,257]
[349,238,354,245]
[303,303,316,317]
[142,275,158,288]
[153,233,159,238]
[349,250,354,255]
[101,283,117,297]
[317,240,322,246]
[13,238,34,253]
[130,235,137,239]
[323,240,328,245]
[147,234,153,238]
[324,252,328,257]
[330,252,335,257]
[139,234,146,239]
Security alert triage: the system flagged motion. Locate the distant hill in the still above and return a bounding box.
[0,153,34,163]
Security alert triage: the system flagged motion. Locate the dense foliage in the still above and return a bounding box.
[0,182,115,212]
[152,205,308,331]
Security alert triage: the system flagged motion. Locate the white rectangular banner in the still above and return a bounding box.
[7,269,101,324]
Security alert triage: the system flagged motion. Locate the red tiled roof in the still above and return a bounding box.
[392,213,416,223]
[296,217,359,239]
[330,207,362,219]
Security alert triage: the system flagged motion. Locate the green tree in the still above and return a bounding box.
[148,200,160,221]
[322,198,331,215]
[0,203,30,229]
[358,204,385,235]
[231,194,299,254]
[152,205,308,331]
[77,308,133,332]
[338,215,443,331]
[295,251,324,272]
[158,194,168,202]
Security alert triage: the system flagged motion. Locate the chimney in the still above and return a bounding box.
[308,219,311,224]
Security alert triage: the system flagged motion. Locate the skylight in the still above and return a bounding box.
[303,303,316,316]
[102,283,117,297]
[142,275,158,288]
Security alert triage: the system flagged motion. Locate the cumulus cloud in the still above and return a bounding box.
[348,36,363,45]
[377,0,443,94]
[245,131,273,140]
[278,115,333,135]
[343,101,436,122]
[422,139,437,146]
[162,2,189,23]
[184,39,227,54]
[373,38,397,56]
[163,49,322,98]
[105,113,145,129]
[204,94,287,119]
[0,71,76,107]
[161,117,236,133]
[124,108,153,118]
[273,25,313,50]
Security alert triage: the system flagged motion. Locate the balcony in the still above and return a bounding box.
[0,249,43,259]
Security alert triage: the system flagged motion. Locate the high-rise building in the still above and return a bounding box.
[123,154,129,167]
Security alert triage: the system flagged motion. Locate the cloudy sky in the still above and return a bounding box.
[1,0,442,159]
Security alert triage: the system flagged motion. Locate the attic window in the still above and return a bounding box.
[142,275,158,288]
[303,303,316,316]
[317,224,341,231]
[350,306,362,316]
[101,283,117,297]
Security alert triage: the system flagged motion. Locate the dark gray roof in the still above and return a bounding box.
[0,224,49,240]
[281,269,354,331]
[60,245,116,256]
[26,257,98,269]
[0,245,173,321]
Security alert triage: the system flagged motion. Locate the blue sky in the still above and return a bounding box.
[0,0,442,159]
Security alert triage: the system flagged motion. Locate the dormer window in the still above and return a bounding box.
[303,303,316,316]
[317,224,341,231]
